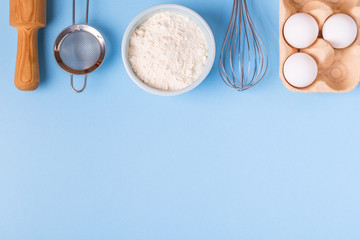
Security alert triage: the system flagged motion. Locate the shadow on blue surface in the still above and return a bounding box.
[38,0,55,88]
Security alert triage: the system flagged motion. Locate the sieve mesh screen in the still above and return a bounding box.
[59,31,101,71]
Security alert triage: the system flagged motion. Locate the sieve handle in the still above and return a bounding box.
[71,74,87,93]
[14,26,40,91]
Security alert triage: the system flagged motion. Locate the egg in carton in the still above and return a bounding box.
[280,0,360,92]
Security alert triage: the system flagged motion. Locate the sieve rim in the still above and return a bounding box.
[54,24,106,75]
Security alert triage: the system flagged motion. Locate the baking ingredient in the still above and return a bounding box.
[322,13,358,49]
[283,53,318,88]
[129,12,208,91]
[280,0,360,93]
[284,13,319,49]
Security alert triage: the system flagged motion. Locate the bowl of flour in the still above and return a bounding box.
[122,4,216,96]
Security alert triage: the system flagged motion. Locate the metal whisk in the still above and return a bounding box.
[219,0,268,91]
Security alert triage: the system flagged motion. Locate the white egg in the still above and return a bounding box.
[284,13,319,49]
[283,53,318,88]
[322,13,358,49]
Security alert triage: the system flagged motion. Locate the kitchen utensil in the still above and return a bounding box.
[219,0,268,91]
[10,0,46,91]
[280,0,360,93]
[54,0,106,93]
[122,4,215,96]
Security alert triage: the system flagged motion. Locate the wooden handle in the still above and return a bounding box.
[14,26,40,91]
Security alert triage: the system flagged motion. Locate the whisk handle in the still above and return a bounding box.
[14,26,41,91]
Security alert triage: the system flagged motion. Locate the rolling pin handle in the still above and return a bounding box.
[14,26,40,91]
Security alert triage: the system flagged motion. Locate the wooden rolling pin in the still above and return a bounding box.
[9,0,46,91]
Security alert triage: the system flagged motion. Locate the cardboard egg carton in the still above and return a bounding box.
[279,0,360,93]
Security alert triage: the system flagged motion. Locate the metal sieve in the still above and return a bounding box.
[54,0,106,93]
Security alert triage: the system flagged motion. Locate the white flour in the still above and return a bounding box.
[129,12,208,91]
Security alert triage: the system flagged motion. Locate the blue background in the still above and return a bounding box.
[1,0,360,239]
